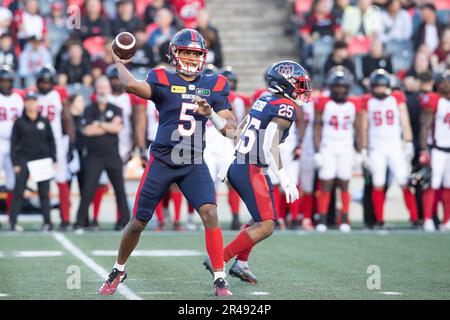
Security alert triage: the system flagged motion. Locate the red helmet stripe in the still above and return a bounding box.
[155,68,170,86]
[213,75,227,92]
[191,30,198,48]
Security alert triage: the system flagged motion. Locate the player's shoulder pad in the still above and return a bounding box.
[360,93,372,110]
[212,74,230,93]
[269,97,296,108]
[314,95,331,112]
[392,90,406,105]
[347,96,362,112]
[420,92,440,112]
[54,85,69,101]
[147,67,170,86]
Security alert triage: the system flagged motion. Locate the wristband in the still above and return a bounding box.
[209,111,226,131]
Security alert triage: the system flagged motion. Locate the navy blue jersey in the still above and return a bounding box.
[235,93,297,166]
[146,68,232,166]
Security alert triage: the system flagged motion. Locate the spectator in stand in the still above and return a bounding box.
[18,35,52,87]
[172,0,205,29]
[362,40,393,89]
[380,0,413,43]
[46,1,70,56]
[14,0,47,50]
[298,0,341,66]
[324,40,356,79]
[110,0,144,36]
[412,3,446,52]
[331,0,350,26]
[92,39,115,79]
[403,50,433,93]
[58,40,93,87]
[144,0,170,25]
[433,28,450,65]
[196,10,223,68]
[0,32,18,71]
[341,0,382,39]
[148,8,177,64]
[77,0,110,41]
[128,26,155,70]
[0,6,13,35]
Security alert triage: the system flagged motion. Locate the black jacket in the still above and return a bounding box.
[10,112,56,166]
[412,22,446,50]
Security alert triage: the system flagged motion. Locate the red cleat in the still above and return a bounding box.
[98,268,127,295]
[214,278,233,297]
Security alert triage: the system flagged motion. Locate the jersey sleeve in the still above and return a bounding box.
[348,96,362,112]
[211,75,232,113]
[392,90,406,105]
[129,93,146,106]
[269,98,297,123]
[314,96,330,113]
[145,68,169,100]
[360,94,371,111]
[420,92,440,112]
[55,86,68,102]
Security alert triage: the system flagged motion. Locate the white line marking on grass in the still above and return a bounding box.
[380,291,403,296]
[136,291,175,295]
[13,250,63,257]
[0,293,8,297]
[0,252,4,258]
[251,291,270,296]
[52,232,142,300]
[92,250,202,257]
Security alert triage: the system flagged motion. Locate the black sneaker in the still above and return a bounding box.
[410,220,421,230]
[230,215,241,230]
[229,260,258,284]
[289,219,301,230]
[373,221,386,230]
[41,223,53,232]
[214,277,233,297]
[60,222,71,232]
[90,220,100,231]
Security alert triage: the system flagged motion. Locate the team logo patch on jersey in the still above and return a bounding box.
[196,88,210,96]
[252,100,267,112]
[182,94,197,100]
[106,110,114,119]
[189,84,196,91]
[171,85,187,94]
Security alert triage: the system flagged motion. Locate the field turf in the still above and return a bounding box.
[0,228,449,300]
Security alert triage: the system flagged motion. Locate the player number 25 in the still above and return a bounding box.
[236,116,261,154]
[178,103,197,136]
[278,104,294,118]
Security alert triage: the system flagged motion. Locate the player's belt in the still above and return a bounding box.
[431,145,450,153]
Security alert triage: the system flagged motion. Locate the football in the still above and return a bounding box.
[112,32,137,60]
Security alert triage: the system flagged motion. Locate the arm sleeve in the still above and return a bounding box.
[10,121,19,166]
[420,92,439,112]
[145,68,164,101]
[82,106,95,126]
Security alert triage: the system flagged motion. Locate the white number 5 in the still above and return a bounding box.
[178,103,197,136]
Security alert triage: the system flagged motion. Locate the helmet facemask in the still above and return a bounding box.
[289,75,311,104]
[171,46,207,76]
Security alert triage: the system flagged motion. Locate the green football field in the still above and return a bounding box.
[0,228,449,300]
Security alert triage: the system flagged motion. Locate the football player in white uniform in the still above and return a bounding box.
[298,99,315,230]
[361,69,418,229]
[419,70,450,232]
[313,66,363,232]
[36,66,75,230]
[0,66,23,219]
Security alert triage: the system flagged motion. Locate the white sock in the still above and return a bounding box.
[236,260,248,269]
[213,271,226,281]
[114,262,125,272]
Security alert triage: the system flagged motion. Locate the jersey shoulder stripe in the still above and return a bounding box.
[213,74,227,92]
[270,97,295,107]
[154,68,170,86]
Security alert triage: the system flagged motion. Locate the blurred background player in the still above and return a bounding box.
[205,60,307,284]
[74,76,130,232]
[298,94,315,230]
[0,65,23,221]
[10,90,55,231]
[314,66,363,233]
[36,66,75,231]
[361,69,418,229]
[203,64,241,230]
[419,70,450,232]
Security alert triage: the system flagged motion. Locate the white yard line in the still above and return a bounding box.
[52,232,142,300]
[92,250,202,257]
[13,251,63,257]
